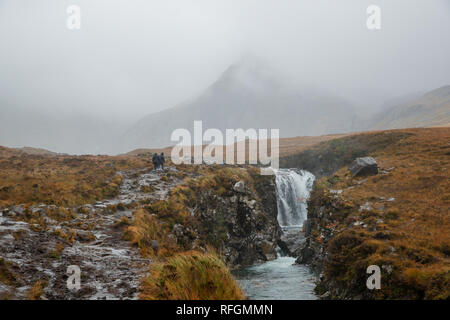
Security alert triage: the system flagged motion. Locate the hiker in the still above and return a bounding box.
[160,152,165,170]
[152,153,160,170]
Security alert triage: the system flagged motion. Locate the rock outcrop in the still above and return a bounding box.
[191,174,281,268]
[348,157,378,176]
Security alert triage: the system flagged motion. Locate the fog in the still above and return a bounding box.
[0,0,449,154]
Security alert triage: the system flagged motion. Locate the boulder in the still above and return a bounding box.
[348,157,378,176]
[260,240,277,261]
[11,205,24,217]
[233,181,245,193]
[150,240,159,253]
[296,246,315,264]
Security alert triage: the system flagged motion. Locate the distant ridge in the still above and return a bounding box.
[370,85,450,130]
[0,146,62,157]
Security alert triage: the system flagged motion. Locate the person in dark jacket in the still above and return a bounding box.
[152,153,160,170]
[160,152,165,170]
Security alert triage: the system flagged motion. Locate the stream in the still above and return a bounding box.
[234,169,318,300]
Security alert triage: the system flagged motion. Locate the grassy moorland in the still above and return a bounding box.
[0,147,153,207]
[0,146,252,300]
[292,127,449,299]
[2,126,447,300]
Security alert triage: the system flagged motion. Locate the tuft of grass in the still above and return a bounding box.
[124,209,179,256]
[140,251,245,300]
[0,258,17,286]
[113,216,131,228]
[27,280,47,300]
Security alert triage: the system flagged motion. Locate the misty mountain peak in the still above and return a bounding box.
[121,62,360,150]
[213,59,281,94]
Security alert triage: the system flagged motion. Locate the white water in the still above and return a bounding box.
[235,168,317,299]
[274,169,315,227]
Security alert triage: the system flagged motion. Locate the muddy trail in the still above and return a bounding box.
[0,167,183,300]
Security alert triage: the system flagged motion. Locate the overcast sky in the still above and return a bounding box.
[1,0,449,122]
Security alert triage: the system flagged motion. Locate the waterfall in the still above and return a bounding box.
[274,169,315,228]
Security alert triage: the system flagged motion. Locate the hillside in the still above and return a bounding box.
[291,127,450,299]
[1,127,449,300]
[370,86,450,130]
[0,148,153,207]
[0,146,57,158]
[0,146,275,299]
[122,62,358,150]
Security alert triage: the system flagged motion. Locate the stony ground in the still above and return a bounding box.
[0,167,182,299]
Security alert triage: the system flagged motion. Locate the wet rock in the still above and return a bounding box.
[2,208,14,217]
[43,217,57,225]
[348,157,378,176]
[75,230,95,242]
[319,291,331,299]
[243,198,256,209]
[303,219,312,237]
[11,205,24,216]
[233,181,245,193]
[359,201,372,212]
[382,265,394,275]
[296,246,315,264]
[173,224,184,238]
[357,178,368,185]
[150,240,159,253]
[260,240,277,261]
[192,174,280,267]
[30,207,42,215]
[280,228,306,256]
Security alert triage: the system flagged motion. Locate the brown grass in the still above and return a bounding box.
[124,208,180,257]
[0,258,17,287]
[310,127,450,299]
[0,148,153,207]
[27,280,47,300]
[139,251,245,300]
